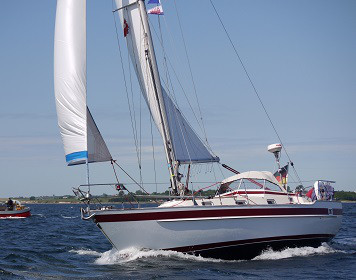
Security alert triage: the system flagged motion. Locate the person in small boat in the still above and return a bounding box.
[6,198,14,211]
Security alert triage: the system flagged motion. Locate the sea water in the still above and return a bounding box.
[0,203,355,279]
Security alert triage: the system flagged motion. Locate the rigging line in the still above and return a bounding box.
[152,16,195,165]
[149,114,158,193]
[112,160,158,203]
[82,180,220,186]
[155,7,183,147]
[154,12,179,115]
[156,20,197,166]
[154,17,206,136]
[210,163,220,187]
[127,42,140,168]
[121,3,153,177]
[149,20,219,158]
[111,1,143,196]
[131,8,143,185]
[89,178,314,186]
[209,0,303,185]
[157,11,170,89]
[138,5,178,179]
[173,0,211,149]
[126,10,144,177]
[139,76,143,187]
[111,160,134,207]
[112,6,140,168]
[217,162,227,178]
[170,181,221,208]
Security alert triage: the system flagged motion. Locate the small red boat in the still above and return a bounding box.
[0,201,31,218]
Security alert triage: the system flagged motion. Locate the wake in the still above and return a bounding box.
[253,243,344,260]
[70,243,345,265]
[70,247,223,264]
[0,216,26,219]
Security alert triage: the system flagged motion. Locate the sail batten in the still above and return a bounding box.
[54,0,111,166]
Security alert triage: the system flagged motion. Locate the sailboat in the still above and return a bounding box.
[54,0,342,260]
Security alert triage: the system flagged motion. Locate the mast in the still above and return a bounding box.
[136,0,178,194]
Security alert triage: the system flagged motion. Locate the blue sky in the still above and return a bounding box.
[0,0,355,197]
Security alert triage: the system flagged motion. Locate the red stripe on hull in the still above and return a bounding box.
[166,233,334,253]
[94,207,341,223]
[0,209,31,218]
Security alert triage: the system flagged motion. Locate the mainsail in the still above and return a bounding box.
[54,0,111,166]
[115,0,219,164]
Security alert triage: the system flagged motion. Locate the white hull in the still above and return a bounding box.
[92,201,342,259]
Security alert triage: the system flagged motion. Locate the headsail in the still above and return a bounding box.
[87,108,112,164]
[115,0,219,164]
[162,88,219,163]
[54,0,111,166]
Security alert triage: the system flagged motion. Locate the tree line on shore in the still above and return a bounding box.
[9,190,356,203]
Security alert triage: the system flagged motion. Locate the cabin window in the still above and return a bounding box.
[264,181,283,192]
[202,201,213,206]
[222,178,284,193]
[267,199,276,205]
[235,200,247,205]
[238,179,265,190]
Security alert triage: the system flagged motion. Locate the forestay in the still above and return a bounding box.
[115,0,219,164]
[54,0,111,165]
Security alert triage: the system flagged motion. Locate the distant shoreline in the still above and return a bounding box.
[2,199,354,205]
[3,200,159,205]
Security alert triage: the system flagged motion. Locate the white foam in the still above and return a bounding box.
[61,215,78,219]
[0,216,26,219]
[69,249,102,256]
[94,247,224,265]
[253,243,342,261]
[72,243,348,264]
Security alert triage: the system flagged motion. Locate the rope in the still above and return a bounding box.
[209,0,303,186]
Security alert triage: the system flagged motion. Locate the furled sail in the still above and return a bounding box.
[54,0,111,166]
[115,0,219,164]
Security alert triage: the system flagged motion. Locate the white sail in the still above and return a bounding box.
[87,108,112,164]
[162,88,219,163]
[54,0,111,166]
[115,0,218,164]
